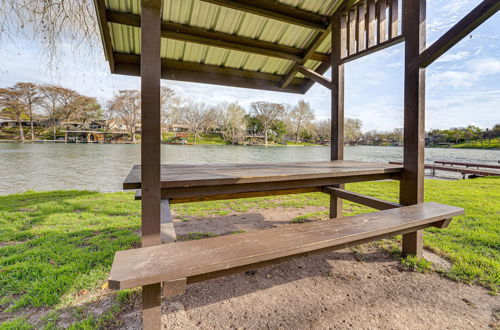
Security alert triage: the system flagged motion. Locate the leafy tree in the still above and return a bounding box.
[107,90,141,143]
[14,82,43,141]
[215,102,247,144]
[344,118,363,145]
[299,128,313,141]
[314,119,331,143]
[245,115,264,136]
[39,85,66,140]
[290,100,315,143]
[159,86,178,134]
[0,87,25,141]
[182,102,210,144]
[270,120,287,143]
[250,101,286,145]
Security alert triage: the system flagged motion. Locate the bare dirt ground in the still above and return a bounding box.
[115,208,500,330]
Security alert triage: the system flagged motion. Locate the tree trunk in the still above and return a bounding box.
[53,117,57,140]
[264,127,268,145]
[131,128,136,143]
[29,106,35,141]
[18,117,25,142]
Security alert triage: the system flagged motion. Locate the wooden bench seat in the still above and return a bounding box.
[108,202,463,290]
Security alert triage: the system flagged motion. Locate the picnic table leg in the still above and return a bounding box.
[161,199,176,243]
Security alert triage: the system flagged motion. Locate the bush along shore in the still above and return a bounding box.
[0,177,499,328]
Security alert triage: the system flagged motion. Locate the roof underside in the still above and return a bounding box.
[96,0,354,93]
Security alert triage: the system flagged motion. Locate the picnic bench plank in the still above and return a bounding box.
[109,202,463,290]
[123,161,404,189]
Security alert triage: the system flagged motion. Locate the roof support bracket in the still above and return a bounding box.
[294,65,333,90]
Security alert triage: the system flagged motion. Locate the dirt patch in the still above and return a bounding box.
[114,209,500,329]
[173,206,325,236]
[0,241,25,248]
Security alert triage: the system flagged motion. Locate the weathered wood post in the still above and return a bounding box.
[330,12,345,219]
[400,0,426,257]
[140,0,162,328]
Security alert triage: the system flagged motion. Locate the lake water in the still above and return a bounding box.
[0,142,498,195]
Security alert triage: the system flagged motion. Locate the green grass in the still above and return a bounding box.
[429,138,500,149]
[401,255,433,273]
[451,139,500,149]
[284,141,321,146]
[0,177,499,327]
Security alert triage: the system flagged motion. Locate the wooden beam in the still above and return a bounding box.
[199,0,329,31]
[93,0,115,72]
[340,34,404,63]
[140,0,162,328]
[294,65,333,89]
[415,0,500,68]
[279,30,332,88]
[106,10,328,62]
[114,53,305,94]
[400,0,426,258]
[330,12,345,219]
[323,187,402,210]
[279,0,361,89]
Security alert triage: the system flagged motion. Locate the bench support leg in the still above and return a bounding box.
[160,199,176,243]
[402,230,423,258]
[142,283,162,330]
[329,184,343,218]
[160,199,180,297]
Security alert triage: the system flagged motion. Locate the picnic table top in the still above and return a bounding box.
[123,160,403,189]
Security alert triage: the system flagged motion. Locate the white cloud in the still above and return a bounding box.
[437,51,470,62]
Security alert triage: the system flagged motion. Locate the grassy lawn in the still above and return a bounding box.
[0,178,498,328]
[451,138,500,149]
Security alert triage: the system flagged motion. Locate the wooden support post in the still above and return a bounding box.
[140,0,162,328]
[330,12,345,219]
[400,0,426,258]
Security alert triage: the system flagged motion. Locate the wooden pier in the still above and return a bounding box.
[389,161,500,178]
[434,161,500,170]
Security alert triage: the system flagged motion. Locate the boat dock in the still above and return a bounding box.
[389,161,500,179]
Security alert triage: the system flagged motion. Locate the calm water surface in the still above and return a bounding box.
[1,142,498,195]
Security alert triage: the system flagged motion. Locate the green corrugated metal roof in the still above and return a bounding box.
[99,0,343,92]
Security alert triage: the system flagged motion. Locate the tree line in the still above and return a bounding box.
[427,125,500,147]
[0,83,102,141]
[106,87,333,145]
[2,82,498,146]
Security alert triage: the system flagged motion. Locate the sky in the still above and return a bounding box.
[0,0,498,132]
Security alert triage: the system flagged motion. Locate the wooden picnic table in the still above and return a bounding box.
[123,160,403,203]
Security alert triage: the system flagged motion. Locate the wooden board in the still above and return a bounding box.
[108,202,463,290]
[123,160,403,189]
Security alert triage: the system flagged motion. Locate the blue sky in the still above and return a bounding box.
[0,0,498,132]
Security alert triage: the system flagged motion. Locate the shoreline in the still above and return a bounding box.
[0,140,498,150]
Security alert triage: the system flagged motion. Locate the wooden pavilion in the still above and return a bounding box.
[94,0,497,328]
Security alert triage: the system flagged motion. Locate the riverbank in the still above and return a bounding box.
[428,138,500,150]
[1,178,498,328]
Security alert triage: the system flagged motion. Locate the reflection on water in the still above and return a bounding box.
[0,142,498,195]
